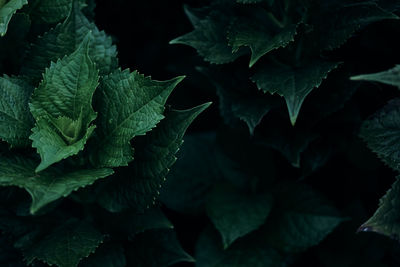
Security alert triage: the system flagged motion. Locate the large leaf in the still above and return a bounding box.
[170,7,244,64]
[80,243,126,267]
[22,0,117,80]
[252,58,339,125]
[126,229,194,267]
[24,219,104,267]
[227,8,299,67]
[0,154,113,214]
[358,176,400,239]
[0,0,27,36]
[29,34,99,172]
[359,99,400,171]
[206,184,273,248]
[28,0,85,24]
[351,65,400,89]
[0,75,34,147]
[97,103,211,212]
[262,182,344,253]
[89,69,184,168]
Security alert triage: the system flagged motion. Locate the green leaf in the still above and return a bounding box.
[89,69,184,168]
[0,154,113,214]
[29,34,99,172]
[96,103,211,212]
[206,184,273,248]
[263,182,344,253]
[170,7,244,64]
[227,8,299,67]
[24,219,104,267]
[358,176,400,239]
[359,99,400,171]
[28,0,87,24]
[252,59,339,125]
[195,227,285,267]
[0,0,27,36]
[126,229,194,267]
[22,0,117,80]
[80,243,126,267]
[351,65,400,89]
[236,0,266,4]
[0,75,34,147]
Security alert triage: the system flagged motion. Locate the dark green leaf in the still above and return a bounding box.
[0,0,27,36]
[351,65,400,89]
[79,243,126,267]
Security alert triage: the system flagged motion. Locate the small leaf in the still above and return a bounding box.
[29,34,99,172]
[126,229,194,267]
[358,176,400,239]
[0,154,113,214]
[90,69,184,168]
[0,0,27,36]
[0,75,34,147]
[359,99,400,171]
[351,65,400,89]
[24,219,104,267]
[252,58,339,125]
[97,103,211,212]
[206,184,273,248]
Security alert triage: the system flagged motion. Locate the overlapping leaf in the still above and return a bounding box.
[29,34,99,172]
[0,0,27,36]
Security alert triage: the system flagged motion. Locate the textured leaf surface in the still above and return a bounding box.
[252,59,339,125]
[360,99,400,171]
[80,243,126,267]
[0,155,113,214]
[171,8,244,64]
[28,0,74,24]
[263,182,344,253]
[228,9,298,67]
[351,65,400,89]
[0,0,27,36]
[0,75,34,147]
[358,176,400,239]
[90,69,183,168]
[29,35,99,172]
[206,184,273,248]
[97,103,211,212]
[126,229,194,267]
[22,1,117,80]
[24,219,104,267]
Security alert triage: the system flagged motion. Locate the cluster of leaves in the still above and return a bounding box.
[163,0,400,266]
[0,0,209,266]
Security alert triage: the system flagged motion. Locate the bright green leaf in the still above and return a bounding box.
[96,103,211,212]
[0,0,27,36]
[0,154,113,214]
[206,184,273,248]
[252,59,339,125]
[24,219,104,267]
[0,75,34,147]
[89,69,184,168]
[351,65,400,89]
[29,34,99,172]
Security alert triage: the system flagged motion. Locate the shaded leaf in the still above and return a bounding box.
[351,65,400,89]
[0,0,27,36]
[79,243,126,267]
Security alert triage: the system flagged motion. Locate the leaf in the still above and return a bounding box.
[315,2,399,51]
[252,58,339,125]
[89,69,184,168]
[96,103,211,212]
[359,99,400,171]
[227,8,299,67]
[28,0,86,24]
[351,65,400,89]
[195,227,285,267]
[236,0,266,3]
[263,182,344,253]
[126,229,194,267]
[0,0,27,36]
[0,154,113,214]
[29,34,99,172]
[79,243,126,267]
[170,7,245,64]
[358,176,400,239]
[22,0,117,80]
[206,184,273,248]
[160,133,219,214]
[24,219,104,267]
[0,75,34,147]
